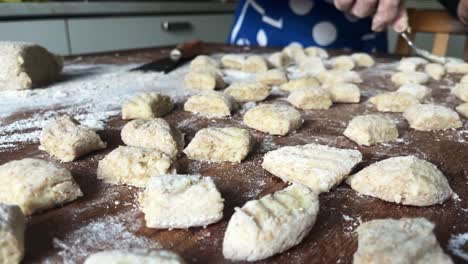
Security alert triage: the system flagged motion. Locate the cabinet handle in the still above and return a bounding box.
[161,21,192,32]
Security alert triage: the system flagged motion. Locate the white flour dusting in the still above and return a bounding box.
[448,233,468,261]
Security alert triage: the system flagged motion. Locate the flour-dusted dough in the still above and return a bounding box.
[452,82,468,102]
[122,92,173,120]
[456,102,468,118]
[242,55,269,73]
[347,156,453,206]
[323,82,360,103]
[403,104,462,131]
[184,91,236,117]
[0,41,63,90]
[140,174,223,229]
[184,68,225,90]
[223,184,319,262]
[121,118,184,159]
[329,55,355,70]
[0,159,82,215]
[445,62,468,74]
[267,52,292,68]
[304,46,329,59]
[391,71,429,85]
[279,77,321,92]
[221,54,245,70]
[256,69,288,86]
[84,249,186,264]
[460,74,468,83]
[0,204,25,264]
[243,104,303,135]
[317,70,362,84]
[224,82,271,102]
[262,144,362,193]
[282,44,306,62]
[397,57,428,72]
[425,63,445,80]
[97,146,173,187]
[354,218,453,264]
[351,53,375,67]
[287,87,332,110]
[40,115,106,162]
[184,127,254,163]
[190,55,220,70]
[369,92,419,112]
[396,83,430,100]
[343,115,398,146]
[297,57,326,74]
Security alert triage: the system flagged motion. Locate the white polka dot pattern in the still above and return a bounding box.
[312,21,337,46]
[289,0,314,16]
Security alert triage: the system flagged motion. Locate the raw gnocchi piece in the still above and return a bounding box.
[282,44,306,62]
[351,53,375,67]
[40,115,106,162]
[242,55,269,73]
[354,218,453,264]
[403,104,462,131]
[452,82,468,101]
[287,87,332,110]
[297,57,326,74]
[323,82,360,103]
[279,77,321,92]
[97,146,173,187]
[329,55,355,70]
[456,102,468,118]
[84,249,186,264]
[243,104,303,135]
[267,52,292,68]
[0,204,25,264]
[317,70,362,84]
[347,156,453,206]
[184,91,237,117]
[445,62,468,74]
[184,68,225,90]
[397,57,428,72]
[221,54,245,70]
[343,115,398,146]
[369,92,419,112]
[262,144,362,193]
[190,55,219,70]
[0,159,82,215]
[121,118,184,159]
[256,69,288,86]
[223,184,319,262]
[460,73,468,83]
[224,82,271,102]
[139,174,224,229]
[396,83,430,100]
[122,92,173,120]
[424,63,445,80]
[304,46,329,59]
[391,71,429,85]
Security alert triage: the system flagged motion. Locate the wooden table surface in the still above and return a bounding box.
[1,44,468,264]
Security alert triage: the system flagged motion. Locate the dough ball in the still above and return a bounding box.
[262,143,362,193]
[397,57,428,72]
[221,54,245,70]
[184,68,225,90]
[40,115,106,162]
[282,44,306,62]
[403,104,462,131]
[0,204,25,264]
[267,52,291,68]
[0,41,63,90]
[456,102,468,118]
[97,146,173,187]
[317,70,362,84]
[223,184,319,262]
[256,69,288,86]
[329,55,355,70]
[279,77,321,92]
[184,91,236,117]
[445,62,468,74]
[184,127,254,163]
[140,174,223,229]
[424,63,445,80]
[343,115,398,146]
[297,57,326,74]
[287,87,333,110]
[369,92,419,112]
[351,53,375,68]
[323,82,360,103]
[354,218,452,264]
[391,71,429,85]
[224,81,271,102]
[0,159,82,215]
[452,82,468,102]
[122,92,173,120]
[460,73,468,83]
[304,46,329,59]
[243,104,303,135]
[242,55,269,73]
[121,118,184,159]
[396,83,430,100]
[190,55,219,70]
[84,249,186,264]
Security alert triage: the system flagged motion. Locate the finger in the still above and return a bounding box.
[350,0,378,18]
[372,0,401,31]
[391,8,409,32]
[334,0,355,12]
[457,0,468,25]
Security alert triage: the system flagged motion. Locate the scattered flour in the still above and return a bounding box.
[448,233,468,261]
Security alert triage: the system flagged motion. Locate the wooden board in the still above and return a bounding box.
[1,44,468,264]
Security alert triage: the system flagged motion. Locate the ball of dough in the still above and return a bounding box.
[396,83,430,100]
[221,54,245,70]
[460,73,468,83]
[184,127,254,163]
[122,92,173,120]
[242,55,268,73]
[369,92,419,112]
[329,55,355,70]
[223,184,319,262]
[445,62,468,74]
[452,82,468,102]
[267,52,292,68]
[297,57,326,74]
[256,69,288,86]
[0,204,25,264]
[40,115,106,162]
[97,146,173,187]
[262,143,362,193]
[424,63,445,80]
[84,249,186,264]
[456,102,468,118]
[121,118,184,159]
[0,41,63,90]
[139,174,224,229]
[351,53,375,68]
[0,159,82,215]
[397,57,428,72]
[224,82,271,102]
[391,71,429,85]
[282,44,306,62]
[403,104,462,131]
[184,68,225,90]
[317,70,362,84]
[304,46,329,59]
[190,55,219,70]
[279,77,321,92]
[323,82,360,103]
[184,91,236,117]
[343,115,398,146]
[353,218,453,264]
[287,87,333,110]
[243,104,303,135]
[347,156,453,206]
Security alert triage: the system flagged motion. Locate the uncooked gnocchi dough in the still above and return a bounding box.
[279,77,321,92]
[221,54,245,70]
[0,159,82,215]
[190,55,219,70]
[445,62,468,74]
[256,69,288,86]
[347,156,453,206]
[0,41,63,90]
[184,127,254,163]
[304,46,329,59]
[224,82,271,102]
[351,53,375,67]
[403,104,462,131]
[297,57,326,74]
[343,115,398,146]
[424,63,445,80]
[456,102,468,118]
[184,68,225,90]
[391,71,429,85]
[40,115,106,162]
[282,44,306,62]
[369,92,419,112]
[223,184,319,262]
[97,146,173,187]
[353,218,453,264]
[323,82,360,103]
[396,83,430,100]
[287,87,332,110]
[0,204,25,264]
[84,249,186,264]
[460,74,468,83]
[122,92,173,120]
[452,82,468,101]
[140,174,223,229]
[184,91,236,117]
[121,118,184,159]
[267,52,291,68]
[316,70,362,84]
[242,55,268,73]
[329,55,355,70]
[243,104,303,135]
[262,144,362,193]
[397,57,428,72]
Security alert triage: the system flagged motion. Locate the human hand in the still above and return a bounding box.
[458,0,468,25]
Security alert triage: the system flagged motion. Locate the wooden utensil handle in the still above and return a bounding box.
[176,40,204,58]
